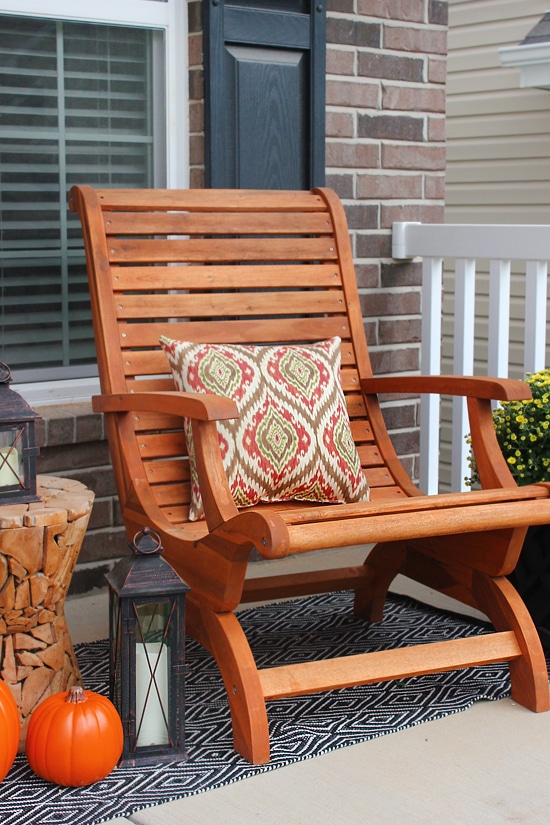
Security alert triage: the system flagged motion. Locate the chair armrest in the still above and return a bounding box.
[93,391,243,530]
[361,374,531,402]
[361,374,529,490]
[92,390,239,422]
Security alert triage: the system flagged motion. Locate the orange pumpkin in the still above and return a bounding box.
[26,686,123,786]
[0,679,19,782]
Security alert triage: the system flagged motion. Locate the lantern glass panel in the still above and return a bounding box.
[135,601,173,747]
[0,426,24,491]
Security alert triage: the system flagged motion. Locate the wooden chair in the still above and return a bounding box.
[69,185,550,764]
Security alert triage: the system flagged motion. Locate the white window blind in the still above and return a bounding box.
[0,14,156,381]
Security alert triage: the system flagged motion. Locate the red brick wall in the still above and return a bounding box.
[188,0,205,190]
[35,406,126,595]
[324,0,448,479]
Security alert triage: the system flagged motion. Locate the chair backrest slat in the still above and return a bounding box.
[105,211,333,235]
[114,289,346,319]
[108,236,339,264]
[111,264,340,290]
[118,317,351,349]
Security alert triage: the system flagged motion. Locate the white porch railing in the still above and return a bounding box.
[392,222,550,495]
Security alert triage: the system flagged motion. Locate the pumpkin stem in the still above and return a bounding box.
[66,686,87,704]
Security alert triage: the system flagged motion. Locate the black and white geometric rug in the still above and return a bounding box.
[0,592,524,825]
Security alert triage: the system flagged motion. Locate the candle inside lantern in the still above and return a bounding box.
[135,641,169,746]
[0,446,19,486]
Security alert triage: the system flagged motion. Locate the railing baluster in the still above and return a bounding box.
[524,260,548,375]
[452,259,476,492]
[488,259,511,379]
[420,256,443,495]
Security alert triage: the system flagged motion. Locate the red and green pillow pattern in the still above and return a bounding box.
[160,336,370,521]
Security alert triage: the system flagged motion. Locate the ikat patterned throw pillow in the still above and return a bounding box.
[159,336,370,521]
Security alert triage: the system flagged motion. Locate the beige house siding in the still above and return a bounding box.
[438,0,550,491]
[446,0,550,225]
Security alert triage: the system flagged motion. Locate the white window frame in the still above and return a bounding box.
[1,0,189,405]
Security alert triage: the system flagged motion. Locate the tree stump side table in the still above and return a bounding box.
[0,475,94,749]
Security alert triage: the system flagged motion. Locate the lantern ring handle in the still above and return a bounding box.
[132,526,163,555]
[0,363,12,385]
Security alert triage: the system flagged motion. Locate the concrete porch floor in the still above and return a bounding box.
[65,547,550,825]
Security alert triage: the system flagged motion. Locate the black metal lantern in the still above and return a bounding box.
[105,527,190,766]
[0,363,41,505]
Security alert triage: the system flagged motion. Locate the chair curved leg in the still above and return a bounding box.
[186,596,271,764]
[354,541,406,621]
[473,571,550,712]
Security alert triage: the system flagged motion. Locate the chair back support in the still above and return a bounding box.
[71,186,414,529]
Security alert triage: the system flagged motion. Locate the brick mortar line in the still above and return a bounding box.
[327,12,440,27]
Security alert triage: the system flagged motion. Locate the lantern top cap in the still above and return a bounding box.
[133,527,163,556]
[0,362,42,424]
[105,526,189,597]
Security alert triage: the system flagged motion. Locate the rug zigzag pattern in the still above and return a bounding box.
[0,592,523,825]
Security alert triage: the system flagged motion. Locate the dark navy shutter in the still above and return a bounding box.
[203,0,325,189]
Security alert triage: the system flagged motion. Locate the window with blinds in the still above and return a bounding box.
[0,15,157,381]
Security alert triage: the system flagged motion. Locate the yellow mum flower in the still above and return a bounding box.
[466,367,550,487]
